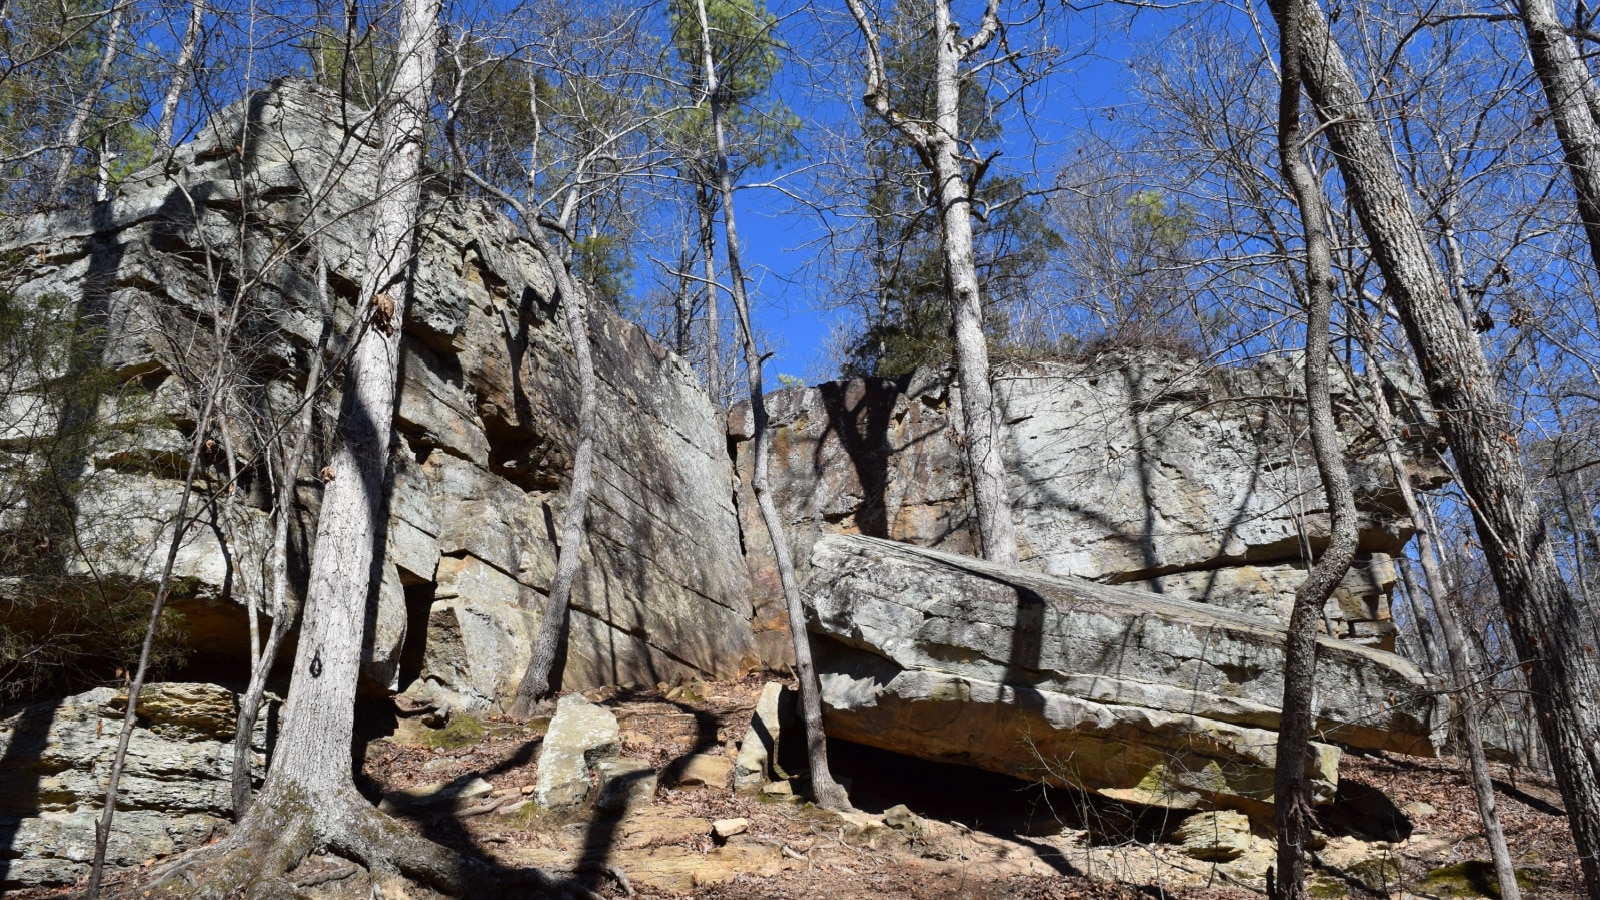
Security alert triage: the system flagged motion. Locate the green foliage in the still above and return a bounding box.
[573,233,633,306]
[0,287,183,702]
[665,0,800,175]
[0,0,153,210]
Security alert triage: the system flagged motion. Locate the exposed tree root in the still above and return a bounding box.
[130,784,474,900]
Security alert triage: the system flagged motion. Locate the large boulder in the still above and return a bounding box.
[736,354,1442,663]
[806,534,1438,816]
[0,683,277,888]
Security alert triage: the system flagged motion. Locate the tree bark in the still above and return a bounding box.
[1289,2,1600,895]
[843,0,1017,564]
[695,0,849,811]
[230,250,333,817]
[1362,353,1521,900]
[151,1,468,893]
[1268,4,1361,894]
[1520,0,1600,276]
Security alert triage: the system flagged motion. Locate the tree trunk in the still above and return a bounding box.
[149,1,468,893]
[50,0,124,200]
[1290,1,1600,895]
[1268,5,1361,893]
[1520,0,1600,275]
[157,0,206,146]
[230,250,334,817]
[927,0,1017,565]
[695,0,849,811]
[509,225,599,716]
[1362,354,1521,900]
[698,181,721,402]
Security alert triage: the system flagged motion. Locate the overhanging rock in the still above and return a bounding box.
[806,534,1439,816]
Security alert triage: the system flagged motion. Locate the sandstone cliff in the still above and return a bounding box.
[0,80,754,712]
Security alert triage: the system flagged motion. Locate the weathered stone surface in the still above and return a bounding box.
[737,354,1441,660]
[806,535,1438,815]
[536,694,620,809]
[596,757,657,812]
[1173,810,1253,861]
[712,817,749,840]
[377,775,493,813]
[734,681,794,791]
[0,78,755,708]
[0,683,277,887]
[665,752,732,790]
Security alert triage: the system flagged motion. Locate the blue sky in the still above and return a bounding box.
[720,1,1155,381]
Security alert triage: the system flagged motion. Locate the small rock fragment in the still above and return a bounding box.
[883,804,922,832]
[667,752,733,789]
[760,779,794,797]
[1400,800,1437,820]
[597,757,658,811]
[712,818,750,841]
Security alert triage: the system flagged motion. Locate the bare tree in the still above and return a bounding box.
[156,0,207,146]
[1283,0,1600,894]
[695,0,849,811]
[842,0,1017,564]
[1267,2,1360,894]
[48,0,125,200]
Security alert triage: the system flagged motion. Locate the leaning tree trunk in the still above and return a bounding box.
[146,0,466,893]
[844,0,1017,565]
[1520,0,1600,276]
[925,0,1018,566]
[156,0,206,146]
[508,224,599,716]
[1289,1,1600,895]
[50,0,124,199]
[1268,5,1361,894]
[695,0,849,811]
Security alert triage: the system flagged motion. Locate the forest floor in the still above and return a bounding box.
[49,674,1580,899]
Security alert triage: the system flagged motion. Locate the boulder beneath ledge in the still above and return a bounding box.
[805,535,1439,817]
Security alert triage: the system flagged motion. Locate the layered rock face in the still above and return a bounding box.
[735,353,1430,663]
[807,535,1437,816]
[0,684,275,887]
[0,79,753,710]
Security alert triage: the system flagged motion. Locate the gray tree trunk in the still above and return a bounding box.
[50,0,124,199]
[1290,1,1600,895]
[156,0,206,146]
[843,0,1017,565]
[1362,353,1521,900]
[695,0,849,811]
[509,224,599,715]
[1520,0,1600,275]
[154,0,468,891]
[1268,4,1361,893]
[230,251,334,817]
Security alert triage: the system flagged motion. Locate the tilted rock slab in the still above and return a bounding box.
[737,354,1445,664]
[806,535,1438,815]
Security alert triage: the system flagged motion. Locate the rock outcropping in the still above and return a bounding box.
[0,683,274,887]
[806,535,1437,816]
[735,354,1435,663]
[0,79,754,710]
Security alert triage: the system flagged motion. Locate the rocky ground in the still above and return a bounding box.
[24,675,1577,900]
